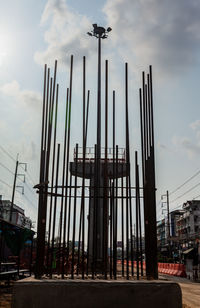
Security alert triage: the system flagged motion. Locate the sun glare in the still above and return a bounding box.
[0,31,12,66]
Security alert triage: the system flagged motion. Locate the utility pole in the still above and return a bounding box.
[166,190,170,240]
[161,190,171,257]
[10,156,27,222]
[10,158,19,222]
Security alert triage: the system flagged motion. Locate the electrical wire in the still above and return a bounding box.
[0,145,16,163]
[23,194,37,210]
[0,179,12,189]
[169,169,200,196]
[170,182,200,203]
[0,145,37,185]
[24,182,37,199]
[192,193,200,200]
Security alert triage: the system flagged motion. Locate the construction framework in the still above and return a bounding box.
[35,25,158,280]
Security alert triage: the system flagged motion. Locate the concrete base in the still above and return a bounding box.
[12,278,182,308]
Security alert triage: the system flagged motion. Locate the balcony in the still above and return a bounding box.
[73,147,126,163]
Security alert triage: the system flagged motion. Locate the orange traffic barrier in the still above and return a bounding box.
[160,263,165,273]
[171,263,178,276]
[169,263,175,275]
[176,264,186,277]
[158,262,186,277]
[166,263,171,275]
[164,263,169,274]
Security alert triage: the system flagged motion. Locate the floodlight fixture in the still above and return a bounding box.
[87,23,112,39]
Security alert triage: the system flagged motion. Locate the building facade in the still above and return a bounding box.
[177,200,200,242]
[0,196,32,229]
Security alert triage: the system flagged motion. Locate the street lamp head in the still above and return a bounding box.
[87,24,112,39]
[93,25,106,37]
[102,34,108,39]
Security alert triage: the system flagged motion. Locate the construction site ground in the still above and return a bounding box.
[0,275,200,308]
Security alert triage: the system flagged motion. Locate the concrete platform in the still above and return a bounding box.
[12,277,182,308]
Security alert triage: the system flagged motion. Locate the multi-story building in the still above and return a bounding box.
[170,209,185,238]
[177,200,200,241]
[157,219,166,247]
[0,196,32,229]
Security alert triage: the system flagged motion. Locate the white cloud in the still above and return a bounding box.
[34,0,94,67]
[190,119,200,131]
[172,135,200,159]
[0,81,41,109]
[157,141,167,150]
[103,0,200,75]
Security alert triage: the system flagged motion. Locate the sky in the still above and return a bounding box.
[1,0,200,229]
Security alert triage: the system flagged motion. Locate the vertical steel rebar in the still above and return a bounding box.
[104,59,108,279]
[112,90,116,279]
[125,63,130,280]
[66,172,72,275]
[63,55,74,276]
[50,143,60,277]
[35,64,47,278]
[71,144,78,279]
[135,152,139,280]
[60,88,69,278]
[121,176,124,277]
[114,145,119,279]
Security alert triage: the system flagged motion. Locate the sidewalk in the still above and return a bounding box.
[160,274,200,308]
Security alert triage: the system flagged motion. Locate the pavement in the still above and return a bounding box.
[0,283,13,308]
[159,274,200,308]
[1,276,200,308]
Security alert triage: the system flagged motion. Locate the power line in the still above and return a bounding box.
[23,194,37,210]
[0,145,16,163]
[0,162,14,176]
[170,182,200,203]
[0,179,12,189]
[0,145,37,185]
[0,178,24,197]
[25,172,37,187]
[169,169,200,196]
[192,193,200,200]
[0,161,25,184]
[170,204,183,212]
[24,182,37,199]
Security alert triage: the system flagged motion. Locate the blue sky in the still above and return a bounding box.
[1,0,200,227]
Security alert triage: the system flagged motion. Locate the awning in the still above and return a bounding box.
[183,248,194,255]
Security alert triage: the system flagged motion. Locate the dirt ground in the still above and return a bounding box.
[0,283,13,308]
[159,274,200,308]
[0,277,200,308]
[180,283,200,308]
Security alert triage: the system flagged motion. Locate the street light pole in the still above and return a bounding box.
[87,24,112,269]
[97,35,101,162]
[87,24,112,162]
